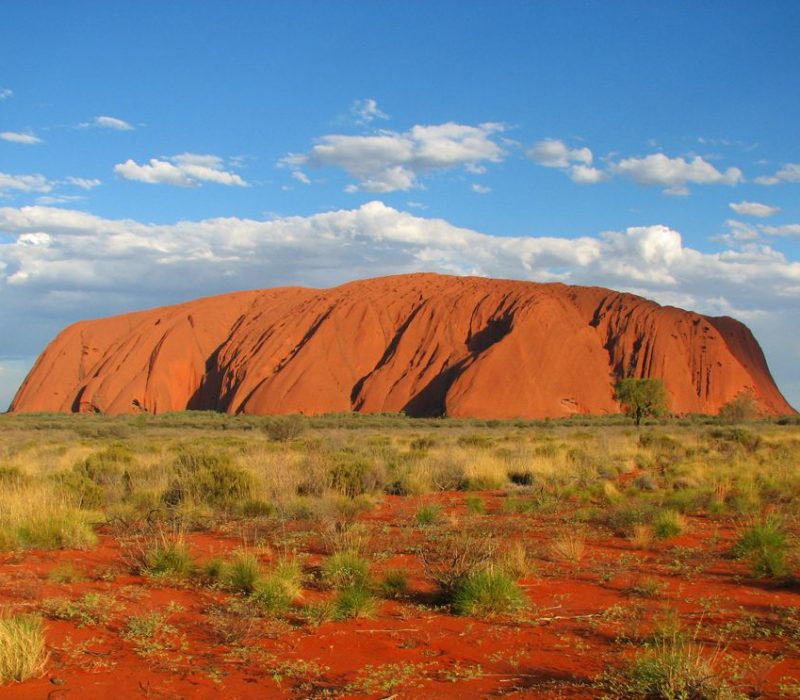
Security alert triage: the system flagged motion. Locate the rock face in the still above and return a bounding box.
[9,273,795,418]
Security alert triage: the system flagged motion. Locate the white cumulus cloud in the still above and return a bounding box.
[0,172,53,195]
[756,163,800,186]
[0,89,12,100]
[760,224,800,238]
[527,139,592,168]
[283,122,506,192]
[1,131,42,145]
[83,115,134,131]
[611,153,743,194]
[729,201,780,217]
[114,153,248,187]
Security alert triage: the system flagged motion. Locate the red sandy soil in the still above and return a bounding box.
[10,273,795,418]
[2,492,799,699]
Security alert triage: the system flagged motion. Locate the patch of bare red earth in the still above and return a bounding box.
[1,495,799,699]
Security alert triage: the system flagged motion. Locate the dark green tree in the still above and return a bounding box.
[613,378,668,426]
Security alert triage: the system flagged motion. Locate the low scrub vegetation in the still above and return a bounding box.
[0,411,798,696]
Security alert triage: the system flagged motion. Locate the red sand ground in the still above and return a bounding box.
[2,491,799,699]
[11,273,795,419]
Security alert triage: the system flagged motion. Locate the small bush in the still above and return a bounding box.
[549,533,585,563]
[0,614,48,683]
[605,632,744,699]
[223,551,263,594]
[167,450,253,509]
[465,495,485,514]
[380,569,409,599]
[252,561,302,616]
[321,551,371,589]
[332,584,376,620]
[262,415,305,442]
[415,503,442,527]
[652,510,687,540]
[452,569,525,617]
[145,540,195,579]
[329,456,382,497]
[733,516,790,578]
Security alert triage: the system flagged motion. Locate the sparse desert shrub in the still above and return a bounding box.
[332,584,376,620]
[329,454,383,497]
[252,559,302,616]
[380,569,409,599]
[718,390,760,424]
[145,539,195,579]
[733,516,790,578]
[507,469,535,486]
[42,592,116,627]
[415,503,442,527]
[652,510,687,540]
[236,498,275,518]
[322,551,371,589]
[262,415,305,442]
[630,524,655,550]
[451,568,525,617]
[0,485,98,551]
[549,532,586,563]
[496,540,533,579]
[223,551,263,594]
[465,495,485,514]
[419,530,498,594]
[605,632,744,699]
[0,614,48,683]
[166,449,253,509]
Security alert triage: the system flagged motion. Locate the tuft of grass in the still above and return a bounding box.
[332,584,376,620]
[380,569,409,599]
[414,503,442,527]
[451,569,525,617]
[465,495,485,514]
[0,614,48,683]
[252,556,303,615]
[605,632,745,699]
[222,551,263,594]
[48,562,85,583]
[145,540,195,579]
[733,516,790,578]
[550,533,586,563]
[0,486,98,551]
[652,510,687,540]
[321,551,371,589]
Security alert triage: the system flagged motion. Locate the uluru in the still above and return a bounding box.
[9,273,794,418]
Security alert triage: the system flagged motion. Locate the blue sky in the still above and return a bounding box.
[1,1,798,410]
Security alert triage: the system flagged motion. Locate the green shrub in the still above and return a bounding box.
[415,503,442,527]
[237,499,275,518]
[329,455,382,497]
[262,415,306,442]
[452,569,525,617]
[605,632,745,699]
[223,551,263,594]
[145,541,195,578]
[13,509,98,550]
[167,450,253,509]
[322,551,371,589]
[465,495,485,514]
[332,584,376,619]
[652,510,686,540]
[380,569,409,599]
[252,560,302,616]
[733,516,790,578]
[0,614,48,683]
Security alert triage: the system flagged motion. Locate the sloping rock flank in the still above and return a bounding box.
[10,274,795,418]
